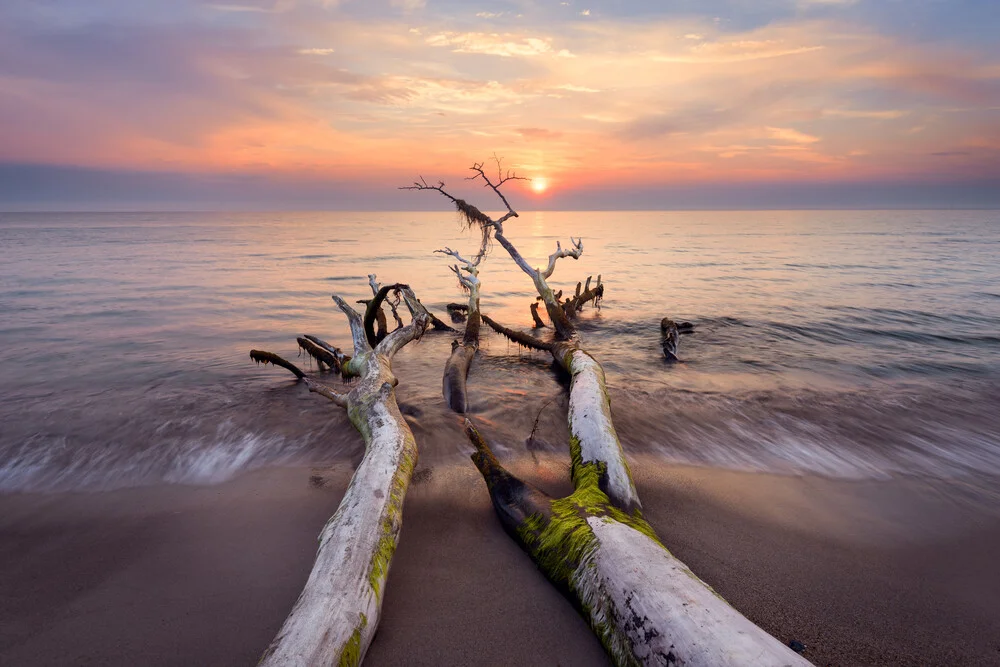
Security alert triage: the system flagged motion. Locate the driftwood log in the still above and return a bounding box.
[251,286,429,666]
[660,318,695,362]
[436,242,485,413]
[406,159,807,666]
[660,318,679,362]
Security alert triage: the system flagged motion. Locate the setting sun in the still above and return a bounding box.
[531,177,549,194]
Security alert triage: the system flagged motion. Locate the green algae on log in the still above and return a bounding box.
[467,418,809,666]
[409,157,809,666]
[251,285,429,666]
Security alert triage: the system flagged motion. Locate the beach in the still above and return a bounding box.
[3,458,999,666]
[2,210,999,665]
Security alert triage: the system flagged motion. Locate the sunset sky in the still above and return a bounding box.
[2,0,998,209]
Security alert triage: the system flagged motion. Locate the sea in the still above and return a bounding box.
[1,210,998,492]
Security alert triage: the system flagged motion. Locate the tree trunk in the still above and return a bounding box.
[406,160,802,666]
[442,310,480,412]
[253,289,429,666]
[468,422,809,667]
[436,245,486,413]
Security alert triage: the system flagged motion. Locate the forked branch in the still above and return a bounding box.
[252,279,427,665]
[541,237,584,279]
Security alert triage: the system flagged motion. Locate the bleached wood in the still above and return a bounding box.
[408,159,802,666]
[563,348,641,512]
[257,293,427,666]
[541,237,584,279]
[576,517,811,666]
[436,236,486,413]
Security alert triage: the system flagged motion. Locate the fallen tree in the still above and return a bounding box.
[435,244,484,413]
[423,211,492,412]
[407,159,808,666]
[251,285,429,666]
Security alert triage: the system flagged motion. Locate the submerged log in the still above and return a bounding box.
[252,286,429,666]
[529,301,546,328]
[467,422,809,666]
[446,302,468,323]
[563,275,604,317]
[660,318,679,362]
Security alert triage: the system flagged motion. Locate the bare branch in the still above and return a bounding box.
[482,314,554,352]
[331,294,371,356]
[448,263,475,291]
[250,350,306,379]
[541,237,584,279]
[465,156,527,224]
[297,336,341,373]
[304,378,348,407]
[398,177,459,204]
[435,246,478,268]
[376,287,430,358]
[364,278,407,346]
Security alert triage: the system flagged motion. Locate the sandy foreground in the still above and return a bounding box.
[2,457,999,667]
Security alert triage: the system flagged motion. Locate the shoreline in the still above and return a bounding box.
[2,459,999,666]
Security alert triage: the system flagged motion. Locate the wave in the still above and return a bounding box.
[0,419,344,493]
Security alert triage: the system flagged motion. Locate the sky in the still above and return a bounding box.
[1,0,998,209]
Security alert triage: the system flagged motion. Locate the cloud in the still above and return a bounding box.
[766,127,821,143]
[652,40,824,64]
[554,84,600,93]
[390,0,425,11]
[518,127,563,139]
[206,1,296,13]
[1,2,997,191]
[825,109,908,119]
[426,32,570,57]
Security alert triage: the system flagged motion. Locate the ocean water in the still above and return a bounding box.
[1,210,999,492]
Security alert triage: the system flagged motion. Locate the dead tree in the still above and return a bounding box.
[251,285,429,666]
[434,237,486,412]
[406,160,808,666]
[529,273,604,327]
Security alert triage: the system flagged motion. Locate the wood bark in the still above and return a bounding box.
[251,286,429,667]
[468,422,807,667]
[660,318,679,362]
[436,241,487,413]
[406,159,805,666]
[529,301,547,328]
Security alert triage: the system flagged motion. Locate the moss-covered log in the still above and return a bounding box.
[252,286,429,667]
[467,422,808,667]
[406,158,801,665]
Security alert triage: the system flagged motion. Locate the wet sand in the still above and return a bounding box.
[2,459,999,666]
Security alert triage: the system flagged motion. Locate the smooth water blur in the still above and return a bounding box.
[1,210,999,491]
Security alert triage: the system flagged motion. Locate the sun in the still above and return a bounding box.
[531,176,548,194]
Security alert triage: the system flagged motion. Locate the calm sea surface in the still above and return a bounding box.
[1,210,999,491]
